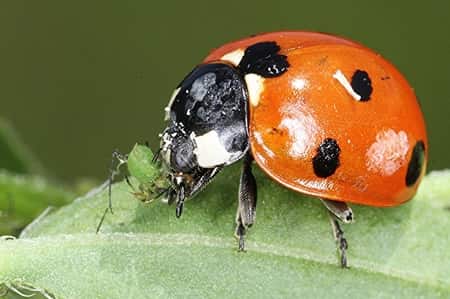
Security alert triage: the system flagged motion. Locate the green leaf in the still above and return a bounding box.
[0,120,73,236]
[1,168,450,298]
[0,118,44,175]
[0,170,73,236]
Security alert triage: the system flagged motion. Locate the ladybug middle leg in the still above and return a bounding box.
[321,199,353,268]
[235,153,257,251]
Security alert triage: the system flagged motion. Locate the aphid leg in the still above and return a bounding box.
[96,207,109,233]
[175,185,185,218]
[234,153,257,251]
[321,199,353,268]
[108,150,128,212]
[96,149,128,233]
[123,174,142,199]
[152,147,161,163]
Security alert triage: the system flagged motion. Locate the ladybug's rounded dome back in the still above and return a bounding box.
[205,32,427,207]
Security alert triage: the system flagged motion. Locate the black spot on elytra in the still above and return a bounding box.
[406,140,425,186]
[238,41,289,78]
[351,70,372,101]
[313,138,341,178]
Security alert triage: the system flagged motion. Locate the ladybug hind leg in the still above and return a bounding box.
[235,153,257,251]
[320,199,353,268]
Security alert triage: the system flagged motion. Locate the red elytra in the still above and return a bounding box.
[204,31,427,207]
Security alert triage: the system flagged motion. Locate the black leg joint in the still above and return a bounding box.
[175,185,185,218]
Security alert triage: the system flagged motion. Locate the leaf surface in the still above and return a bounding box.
[1,168,449,298]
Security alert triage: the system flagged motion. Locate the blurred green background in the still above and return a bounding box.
[0,1,449,181]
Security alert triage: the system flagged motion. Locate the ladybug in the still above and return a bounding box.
[158,31,427,267]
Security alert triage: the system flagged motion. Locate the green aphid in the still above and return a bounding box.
[96,143,170,232]
[126,143,170,202]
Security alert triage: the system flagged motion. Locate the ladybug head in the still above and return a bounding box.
[159,62,249,200]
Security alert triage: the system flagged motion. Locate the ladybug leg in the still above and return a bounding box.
[173,167,222,217]
[321,199,353,223]
[175,185,186,218]
[189,167,223,198]
[166,188,177,205]
[321,199,353,268]
[328,213,349,268]
[235,153,257,251]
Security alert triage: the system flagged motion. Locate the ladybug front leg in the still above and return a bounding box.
[321,199,353,268]
[235,154,257,251]
[175,185,186,218]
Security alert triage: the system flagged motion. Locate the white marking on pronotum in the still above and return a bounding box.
[190,131,232,168]
[366,129,409,176]
[244,73,265,107]
[333,69,361,101]
[164,87,180,120]
[221,49,245,66]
